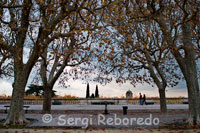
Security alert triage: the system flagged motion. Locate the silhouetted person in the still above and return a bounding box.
[142,94,146,105]
[139,93,142,105]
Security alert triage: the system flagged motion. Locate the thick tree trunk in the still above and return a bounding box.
[173,50,200,124]
[172,44,200,125]
[42,86,53,113]
[184,63,200,125]
[4,71,29,125]
[182,23,200,125]
[157,18,200,125]
[159,88,167,114]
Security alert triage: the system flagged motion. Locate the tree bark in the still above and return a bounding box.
[144,51,167,114]
[183,61,200,125]
[182,23,200,125]
[159,88,167,114]
[4,70,29,125]
[42,85,53,113]
[157,18,200,124]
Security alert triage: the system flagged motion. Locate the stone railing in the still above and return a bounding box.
[0,98,188,105]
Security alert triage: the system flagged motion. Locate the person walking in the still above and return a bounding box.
[142,94,146,105]
[139,93,142,105]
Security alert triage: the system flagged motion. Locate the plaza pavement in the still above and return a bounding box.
[0,104,190,129]
[0,113,188,128]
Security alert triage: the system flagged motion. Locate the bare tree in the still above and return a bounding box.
[0,0,103,125]
[93,0,181,113]
[35,1,110,113]
[131,0,200,124]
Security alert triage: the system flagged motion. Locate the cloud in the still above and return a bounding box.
[0,80,13,95]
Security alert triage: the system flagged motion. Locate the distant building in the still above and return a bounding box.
[126,90,133,98]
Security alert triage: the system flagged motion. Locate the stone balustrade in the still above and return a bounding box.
[0,98,188,105]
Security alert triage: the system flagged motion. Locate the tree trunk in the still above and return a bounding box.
[159,88,167,114]
[157,18,200,125]
[4,71,29,125]
[143,50,168,114]
[172,43,200,125]
[42,86,53,113]
[182,22,200,125]
[184,63,200,125]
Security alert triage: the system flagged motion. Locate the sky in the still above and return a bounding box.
[0,76,188,98]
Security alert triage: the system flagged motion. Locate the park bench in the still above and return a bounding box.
[181,99,188,104]
[91,101,112,114]
[91,101,115,105]
[145,100,154,105]
[52,99,62,105]
[4,105,30,113]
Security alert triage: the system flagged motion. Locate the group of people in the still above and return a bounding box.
[139,93,146,105]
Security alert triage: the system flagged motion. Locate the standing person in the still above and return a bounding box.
[142,94,146,105]
[139,93,142,105]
